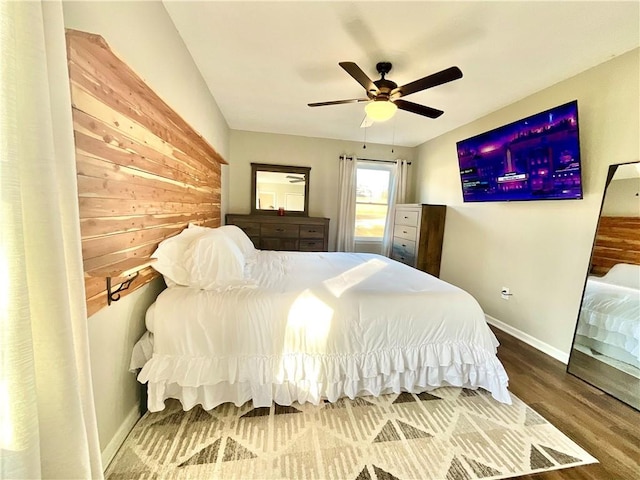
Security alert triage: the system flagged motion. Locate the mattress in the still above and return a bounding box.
[135,251,511,411]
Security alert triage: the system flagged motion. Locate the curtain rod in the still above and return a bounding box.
[343,156,411,165]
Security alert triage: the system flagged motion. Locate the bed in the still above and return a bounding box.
[131,225,511,412]
[574,263,640,369]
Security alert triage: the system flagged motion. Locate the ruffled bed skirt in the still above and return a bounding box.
[133,332,511,411]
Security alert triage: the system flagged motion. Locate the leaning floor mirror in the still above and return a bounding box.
[567,161,640,410]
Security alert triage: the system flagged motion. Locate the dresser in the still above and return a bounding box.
[226,214,330,252]
[390,204,446,277]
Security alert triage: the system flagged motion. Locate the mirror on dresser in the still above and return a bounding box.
[250,163,310,216]
[567,161,640,410]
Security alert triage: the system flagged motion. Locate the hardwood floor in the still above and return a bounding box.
[493,327,640,479]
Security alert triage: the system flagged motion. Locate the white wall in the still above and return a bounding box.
[602,177,640,216]
[61,0,230,465]
[414,48,639,356]
[228,130,416,251]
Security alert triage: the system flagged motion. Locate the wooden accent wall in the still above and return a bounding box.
[590,216,640,276]
[65,29,226,316]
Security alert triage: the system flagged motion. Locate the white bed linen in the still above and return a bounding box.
[576,271,640,368]
[136,251,510,411]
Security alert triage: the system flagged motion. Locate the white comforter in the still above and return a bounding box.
[137,251,510,411]
[576,272,640,367]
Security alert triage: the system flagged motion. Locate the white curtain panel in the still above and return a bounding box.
[382,159,409,256]
[0,1,103,478]
[335,156,357,252]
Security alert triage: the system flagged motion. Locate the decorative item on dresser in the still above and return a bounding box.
[390,204,446,277]
[226,214,330,252]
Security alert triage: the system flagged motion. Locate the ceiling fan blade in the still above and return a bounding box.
[339,62,377,93]
[394,99,444,119]
[308,98,369,107]
[392,66,463,98]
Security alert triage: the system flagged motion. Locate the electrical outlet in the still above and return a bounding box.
[501,287,511,300]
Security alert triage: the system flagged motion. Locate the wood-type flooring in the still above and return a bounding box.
[493,327,639,479]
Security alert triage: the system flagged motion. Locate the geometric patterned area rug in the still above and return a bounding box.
[106,387,597,479]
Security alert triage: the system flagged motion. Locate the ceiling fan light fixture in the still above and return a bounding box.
[365,100,397,122]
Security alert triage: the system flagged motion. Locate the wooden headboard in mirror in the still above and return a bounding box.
[590,217,640,276]
[66,29,226,315]
[589,162,640,276]
[250,163,310,216]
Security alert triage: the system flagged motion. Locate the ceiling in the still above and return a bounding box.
[163,1,639,148]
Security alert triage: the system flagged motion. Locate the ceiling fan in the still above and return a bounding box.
[286,175,305,183]
[308,61,463,121]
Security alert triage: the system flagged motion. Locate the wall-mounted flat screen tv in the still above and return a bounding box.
[456,100,583,202]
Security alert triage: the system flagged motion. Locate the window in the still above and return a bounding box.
[355,163,393,239]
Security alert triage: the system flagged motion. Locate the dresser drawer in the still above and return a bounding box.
[248,236,260,247]
[394,209,420,227]
[260,223,299,238]
[394,224,417,241]
[299,225,325,239]
[233,221,260,237]
[392,237,416,256]
[261,237,299,251]
[390,248,415,266]
[299,239,325,251]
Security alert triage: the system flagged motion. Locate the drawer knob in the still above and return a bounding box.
[404,216,408,219]
[276,228,284,232]
[308,229,316,233]
[403,230,408,234]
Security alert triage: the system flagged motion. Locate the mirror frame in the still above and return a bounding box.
[566,160,640,410]
[250,163,310,217]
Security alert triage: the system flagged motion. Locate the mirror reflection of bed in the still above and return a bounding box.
[567,161,640,410]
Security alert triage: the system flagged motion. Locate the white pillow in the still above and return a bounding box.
[602,263,640,290]
[151,227,207,286]
[151,225,249,289]
[184,229,246,290]
[188,223,256,258]
[217,225,256,256]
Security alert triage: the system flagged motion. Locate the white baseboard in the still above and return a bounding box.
[485,314,570,365]
[102,405,141,470]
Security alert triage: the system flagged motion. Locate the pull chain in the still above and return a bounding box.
[391,117,397,154]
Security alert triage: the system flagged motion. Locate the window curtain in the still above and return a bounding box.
[382,159,410,256]
[335,156,357,252]
[0,1,103,478]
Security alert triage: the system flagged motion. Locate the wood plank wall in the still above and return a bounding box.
[590,216,640,276]
[65,29,226,316]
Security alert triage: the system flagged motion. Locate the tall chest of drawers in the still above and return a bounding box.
[226,214,330,252]
[390,204,446,277]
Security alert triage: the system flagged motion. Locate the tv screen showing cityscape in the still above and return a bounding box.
[456,100,583,202]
